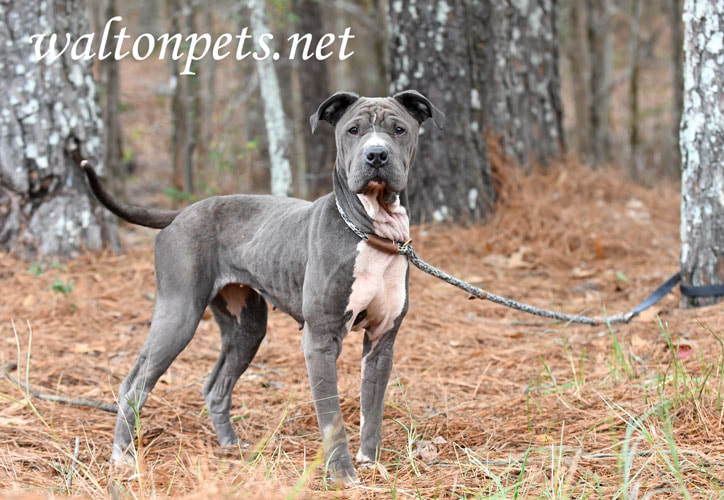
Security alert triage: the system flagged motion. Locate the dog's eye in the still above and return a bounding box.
[394,126,406,136]
[348,127,359,136]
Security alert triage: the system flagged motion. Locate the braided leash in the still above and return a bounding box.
[336,199,687,326]
[401,244,633,326]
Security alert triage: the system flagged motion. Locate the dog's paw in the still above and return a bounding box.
[110,448,136,468]
[357,461,375,471]
[328,467,360,488]
[326,459,360,488]
[356,449,374,465]
[216,433,240,447]
[356,453,390,480]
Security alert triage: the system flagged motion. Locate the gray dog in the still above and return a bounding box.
[83,90,443,484]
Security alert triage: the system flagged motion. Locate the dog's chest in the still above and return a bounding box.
[345,240,408,340]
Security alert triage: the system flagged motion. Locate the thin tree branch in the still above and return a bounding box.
[2,362,118,414]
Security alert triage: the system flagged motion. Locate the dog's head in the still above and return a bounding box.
[310,90,444,199]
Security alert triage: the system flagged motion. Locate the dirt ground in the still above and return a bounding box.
[2,162,723,498]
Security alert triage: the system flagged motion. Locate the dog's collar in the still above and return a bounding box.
[334,197,412,255]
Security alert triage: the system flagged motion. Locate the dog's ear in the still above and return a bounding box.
[310,92,359,134]
[393,90,446,129]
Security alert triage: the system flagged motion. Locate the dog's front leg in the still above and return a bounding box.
[357,326,399,466]
[301,325,358,485]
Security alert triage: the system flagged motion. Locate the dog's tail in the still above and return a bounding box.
[81,161,180,229]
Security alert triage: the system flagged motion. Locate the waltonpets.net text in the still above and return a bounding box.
[30,16,355,75]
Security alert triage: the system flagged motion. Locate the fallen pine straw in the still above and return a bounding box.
[2,361,118,414]
[1,160,723,498]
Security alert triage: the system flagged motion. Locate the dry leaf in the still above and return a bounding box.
[71,343,91,354]
[22,294,35,307]
[571,267,596,278]
[630,335,649,351]
[415,441,439,462]
[414,437,447,463]
[672,338,698,360]
[594,238,605,259]
[626,198,651,221]
[71,343,105,354]
[507,247,533,269]
[483,248,533,269]
[482,254,509,268]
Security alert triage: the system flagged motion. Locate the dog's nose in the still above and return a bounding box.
[364,146,389,168]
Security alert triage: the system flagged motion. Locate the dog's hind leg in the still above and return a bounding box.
[112,295,205,463]
[203,286,268,446]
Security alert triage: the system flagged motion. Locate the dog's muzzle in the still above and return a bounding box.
[363,146,389,168]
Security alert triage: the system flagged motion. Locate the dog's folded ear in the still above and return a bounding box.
[393,90,446,130]
[310,92,359,134]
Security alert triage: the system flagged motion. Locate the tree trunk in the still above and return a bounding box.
[629,0,642,178]
[388,0,495,223]
[96,0,125,197]
[679,0,724,307]
[585,0,613,167]
[294,0,335,199]
[670,0,685,174]
[484,0,565,169]
[203,0,216,150]
[182,0,199,196]
[139,0,160,37]
[248,0,292,197]
[565,0,591,159]
[0,0,117,259]
[387,0,563,222]
[166,0,185,198]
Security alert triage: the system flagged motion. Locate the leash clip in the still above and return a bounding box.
[398,239,413,255]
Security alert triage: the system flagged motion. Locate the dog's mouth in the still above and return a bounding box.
[366,177,386,190]
[361,178,399,207]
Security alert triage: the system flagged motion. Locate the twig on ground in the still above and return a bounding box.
[249,362,283,376]
[2,362,118,414]
[445,448,724,468]
[64,436,80,491]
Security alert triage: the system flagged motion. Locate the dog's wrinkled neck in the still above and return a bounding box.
[333,164,410,243]
[333,164,375,236]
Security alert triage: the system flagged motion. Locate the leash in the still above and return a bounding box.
[335,199,721,326]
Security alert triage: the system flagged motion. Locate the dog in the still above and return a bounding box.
[83,90,443,484]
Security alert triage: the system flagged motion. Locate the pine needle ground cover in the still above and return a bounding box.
[1,163,723,499]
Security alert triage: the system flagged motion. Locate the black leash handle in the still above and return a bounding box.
[680,279,724,298]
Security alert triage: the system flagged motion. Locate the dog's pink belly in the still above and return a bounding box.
[345,240,407,342]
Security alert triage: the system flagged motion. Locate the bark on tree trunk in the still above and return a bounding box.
[248,0,292,197]
[139,0,160,37]
[629,0,642,178]
[388,0,496,223]
[585,0,612,167]
[294,0,335,199]
[679,0,724,308]
[670,0,685,174]
[96,0,125,197]
[565,0,591,159]
[388,0,563,222]
[182,0,199,196]
[203,0,216,150]
[485,0,565,169]
[0,0,117,259]
[167,0,185,199]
